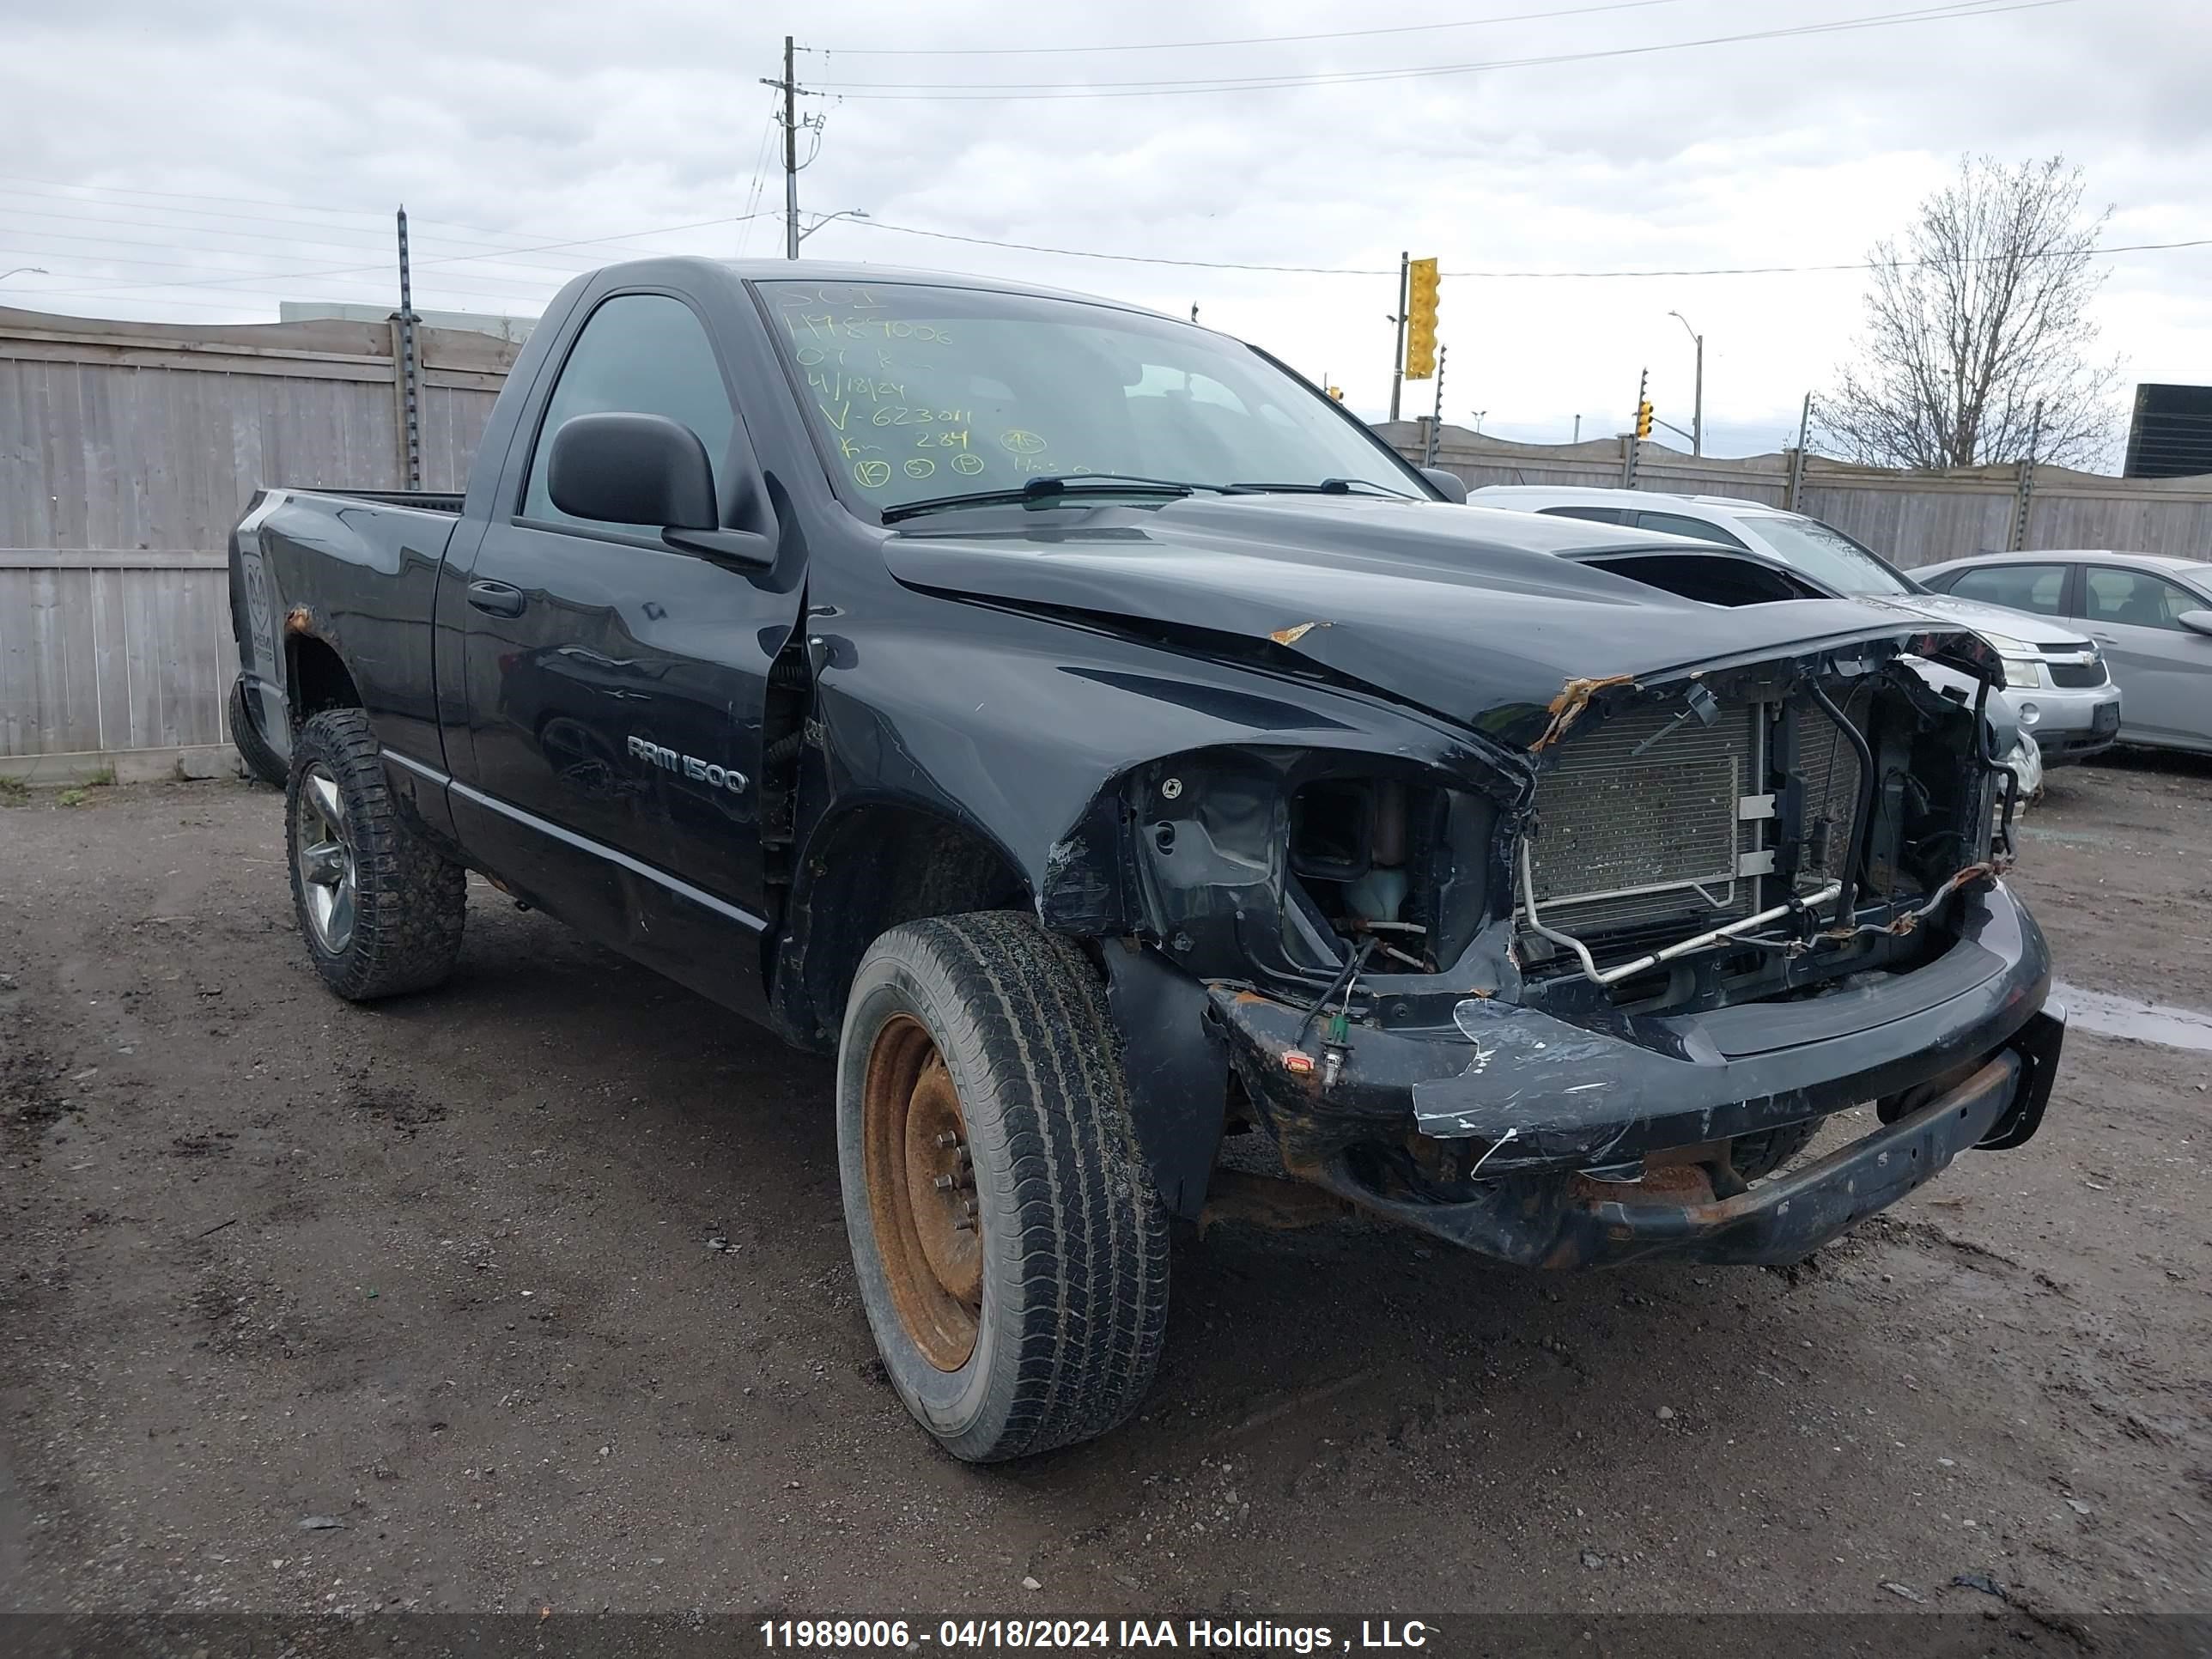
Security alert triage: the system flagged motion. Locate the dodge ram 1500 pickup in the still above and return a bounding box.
[228,258,2063,1462]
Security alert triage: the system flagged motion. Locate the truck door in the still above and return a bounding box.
[454,289,801,1011]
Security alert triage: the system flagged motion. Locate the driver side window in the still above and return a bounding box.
[522,294,736,532]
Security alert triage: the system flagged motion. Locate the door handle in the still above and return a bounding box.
[466,580,526,618]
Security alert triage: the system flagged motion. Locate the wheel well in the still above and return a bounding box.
[287,635,362,721]
[776,803,1034,1051]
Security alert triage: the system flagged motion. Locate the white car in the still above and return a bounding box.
[1469,487,2122,765]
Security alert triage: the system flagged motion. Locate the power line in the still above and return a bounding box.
[800,0,1692,57]
[835,215,2212,279]
[0,178,759,276]
[808,0,2069,99]
[0,193,678,278]
[21,210,782,303]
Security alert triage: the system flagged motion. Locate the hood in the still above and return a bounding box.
[883,495,1993,747]
[1867,589,2094,650]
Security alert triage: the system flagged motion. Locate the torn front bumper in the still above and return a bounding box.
[1207,880,2062,1267]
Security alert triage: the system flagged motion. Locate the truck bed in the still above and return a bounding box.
[304,488,465,514]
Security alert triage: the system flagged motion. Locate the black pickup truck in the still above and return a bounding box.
[228,258,2063,1462]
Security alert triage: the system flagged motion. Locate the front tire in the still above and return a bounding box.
[286,708,466,1000]
[836,913,1170,1462]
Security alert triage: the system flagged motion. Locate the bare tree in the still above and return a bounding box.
[1820,155,2121,470]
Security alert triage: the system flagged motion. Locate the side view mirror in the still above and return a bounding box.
[549,411,718,530]
[1419,466,1468,504]
[2178,609,2212,638]
[547,411,775,568]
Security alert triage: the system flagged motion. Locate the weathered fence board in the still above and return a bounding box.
[1,305,517,768]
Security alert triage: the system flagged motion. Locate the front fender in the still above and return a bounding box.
[805,610,1520,936]
[789,604,1522,1218]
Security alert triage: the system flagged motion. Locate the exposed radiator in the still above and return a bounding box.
[1519,699,1767,962]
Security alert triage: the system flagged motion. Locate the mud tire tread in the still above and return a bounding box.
[286,708,465,1001]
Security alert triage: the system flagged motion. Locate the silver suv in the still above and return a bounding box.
[1469,487,2122,763]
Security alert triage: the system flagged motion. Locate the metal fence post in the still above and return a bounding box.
[2009,398,2043,552]
[1785,392,1811,512]
[394,207,422,491]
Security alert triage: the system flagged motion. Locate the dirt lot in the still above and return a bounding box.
[3,755,2209,1632]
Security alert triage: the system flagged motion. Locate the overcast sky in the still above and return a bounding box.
[3,0,2206,459]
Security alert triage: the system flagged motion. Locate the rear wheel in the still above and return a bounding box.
[286,708,466,1000]
[836,912,1169,1462]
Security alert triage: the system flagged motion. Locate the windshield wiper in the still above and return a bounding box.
[879,473,1218,523]
[1225,477,1420,501]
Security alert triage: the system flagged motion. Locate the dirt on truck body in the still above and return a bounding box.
[220,255,2062,1462]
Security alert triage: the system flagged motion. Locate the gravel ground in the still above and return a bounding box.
[2,755,2207,1634]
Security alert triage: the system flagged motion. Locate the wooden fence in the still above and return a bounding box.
[0,305,517,778]
[8,318,2212,776]
[1382,422,2212,569]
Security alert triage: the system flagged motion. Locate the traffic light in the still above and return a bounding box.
[1635,398,1655,440]
[1327,386,1345,401]
[1403,258,1439,381]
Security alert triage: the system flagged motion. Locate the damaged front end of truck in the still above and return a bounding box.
[1055,618,2062,1268]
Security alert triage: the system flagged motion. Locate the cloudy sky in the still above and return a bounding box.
[3,0,2206,459]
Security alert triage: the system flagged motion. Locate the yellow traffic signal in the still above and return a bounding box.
[1403,258,1439,381]
[1327,386,1345,401]
[1635,398,1655,441]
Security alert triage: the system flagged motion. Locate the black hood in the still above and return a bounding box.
[884,495,1989,746]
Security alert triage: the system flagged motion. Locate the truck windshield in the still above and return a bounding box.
[1741,513,1916,596]
[756,279,1425,514]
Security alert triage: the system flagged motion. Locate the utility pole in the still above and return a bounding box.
[394,207,422,491]
[1387,251,1408,423]
[781,36,799,258]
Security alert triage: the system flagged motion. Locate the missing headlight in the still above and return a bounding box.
[1287,775,1481,971]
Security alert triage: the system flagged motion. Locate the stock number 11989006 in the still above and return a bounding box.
[758,1618,1123,1648]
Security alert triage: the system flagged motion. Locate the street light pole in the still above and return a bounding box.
[1668,310,1704,457]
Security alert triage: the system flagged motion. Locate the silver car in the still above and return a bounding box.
[1468,487,2124,763]
[1917,551,2212,756]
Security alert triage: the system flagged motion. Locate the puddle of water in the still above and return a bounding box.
[2050,981,2212,1053]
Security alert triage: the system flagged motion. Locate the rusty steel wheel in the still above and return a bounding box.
[861,1014,983,1371]
[836,912,1170,1462]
